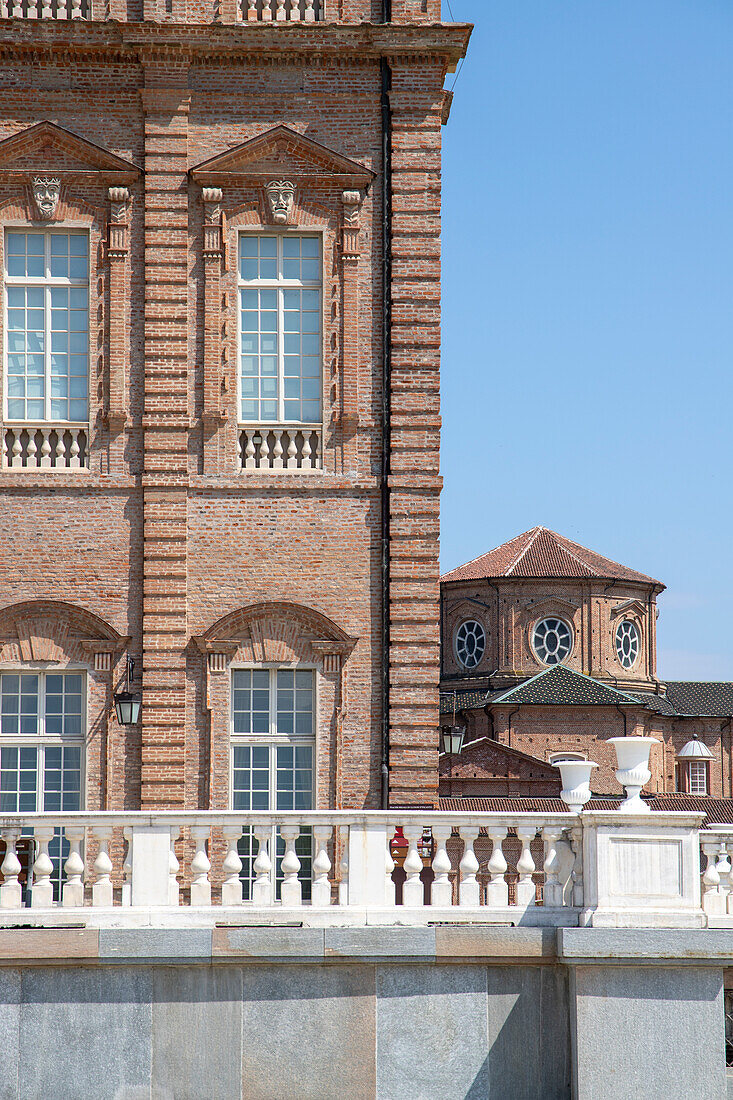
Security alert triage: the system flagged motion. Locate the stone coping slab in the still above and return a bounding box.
[0,925,730,967]
[559,927,733,964]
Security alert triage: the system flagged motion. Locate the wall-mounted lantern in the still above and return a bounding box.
[114,656,141,726]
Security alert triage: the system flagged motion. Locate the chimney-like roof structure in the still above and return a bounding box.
[441,526,663,588]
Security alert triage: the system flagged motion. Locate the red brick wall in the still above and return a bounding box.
[0,20,469,811]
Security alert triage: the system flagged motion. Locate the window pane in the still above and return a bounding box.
[0,745,37,813]
[5,230,89,423]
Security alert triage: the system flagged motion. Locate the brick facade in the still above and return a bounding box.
[0,7,470,811]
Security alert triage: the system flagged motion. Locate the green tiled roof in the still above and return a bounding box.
[439,668,733,717]
[490,665,642,707]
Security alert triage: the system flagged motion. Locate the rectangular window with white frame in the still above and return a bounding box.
[0,670,85,901]
[688,759,708,795]
[230,667,315,901]
[237,233,322,471]
[3,229,89,469]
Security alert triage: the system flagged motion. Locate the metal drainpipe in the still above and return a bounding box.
[379,11,392,808]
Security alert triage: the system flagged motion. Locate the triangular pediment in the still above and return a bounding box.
[0,122,141,183]
[190,125,374,188]
[610,599,647,619]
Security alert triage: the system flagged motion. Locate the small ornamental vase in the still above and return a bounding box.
[554,759,598,812]
[607,736,660,812]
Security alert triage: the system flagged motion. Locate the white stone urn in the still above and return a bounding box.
[554,759,598,812]
[607,736,659,812]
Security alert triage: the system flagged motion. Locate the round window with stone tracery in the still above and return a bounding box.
[454,620,486,669]
[615,619,640,669]
[532,617,573,665]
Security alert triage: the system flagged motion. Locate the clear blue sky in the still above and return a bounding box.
[440,0,733,680]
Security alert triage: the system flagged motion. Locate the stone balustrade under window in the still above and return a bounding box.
[1,424,88,470]
[0,808,721,929]
[0,0,322,18]
[238,425,321,471]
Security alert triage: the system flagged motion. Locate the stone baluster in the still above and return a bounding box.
[311,826,332,908]
[280,826,302,906]
[701,838,723,913]
[384,833,395,906]
[570,825,584,908]
[261,0,272,19]
[26,433,37,468]
[515,829,537,907]
[338,825,349,906]
[431,825,453,907]
[11,435,22,468]
[222,825,243,905]
[1,433,6,469]
[458,827,480,906]
[259,432,270,468]
[272,429,284,469]
[0,830,23,908]
[55,432,67,467]
[168,828,180,906]
[14,0,25,16]
[486,828,508,907]
[121,828,132,905]
[69,431,81,468]
[190,826,212,905]
[288,0,300,20]
[27,0,38,15]
[715,841,731,902]
[31,827,55,907]
[301,434,313,469]
[57,0,67,16]
[62,825,85,907]
[542,826,563,908]
[39,430,52,468]
[252,827,273,905]
[244,432,256,470]
[40,0,51,15]
[275,0,286,18]
[70,0,81,14]
[0,0,9,18]
[304,0,315,20]
[286,433,298,470]
[246,0,257,18]
[402,826,424,908]
[91,827,113,907]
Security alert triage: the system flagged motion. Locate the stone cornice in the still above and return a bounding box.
[0,20,471,67]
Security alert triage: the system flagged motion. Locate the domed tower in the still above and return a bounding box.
[441,526,665,694]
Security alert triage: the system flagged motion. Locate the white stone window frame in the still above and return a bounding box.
[531,616,574,666]
[228,662,317,903]
[453,618,486,670]
[236,230,324,430]
[3,225,90,430]
[688,759,708,796]
[615,618,641,670]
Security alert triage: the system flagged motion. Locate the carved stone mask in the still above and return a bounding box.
[32,177,61,221]
[265,180,295,225]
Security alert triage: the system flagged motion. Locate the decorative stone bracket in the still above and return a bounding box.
[80,638,132,674]
[106,186,132,432]
[310,639,354,674]
[202,187,227,437]
[339,189,363,431]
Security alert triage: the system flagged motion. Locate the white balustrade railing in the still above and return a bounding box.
[239,0,322,21]
[2,424,89,470]
[0,0,89,16]
[238,425,321,471]
[0,810,717,928]
[701,828,733,917]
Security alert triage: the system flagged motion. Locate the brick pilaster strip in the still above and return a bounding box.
[201,187,226,473]
[140,79,191,809]
[106,187,130,436]
[387,77,445,808]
